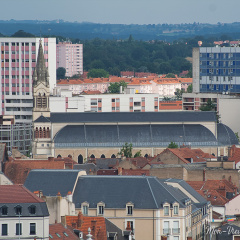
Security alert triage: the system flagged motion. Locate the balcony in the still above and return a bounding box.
[163,228,171,234]
[172,228,180,234]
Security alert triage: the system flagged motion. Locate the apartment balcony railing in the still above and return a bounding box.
[172,228,180,234]
[163,228,171,234]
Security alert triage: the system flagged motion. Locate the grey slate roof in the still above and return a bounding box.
[24,169,82,197]
[217,123,239,146]
[73,163,98,174]
[35,111,217,123]
[0,202,49,217]
[162,178,207,204]
[105,219,128,240]
[34,115,51,123]
[54,124,218,148]
[73,175,189,209]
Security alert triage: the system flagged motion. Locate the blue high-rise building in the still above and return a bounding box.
[193,47,240,93]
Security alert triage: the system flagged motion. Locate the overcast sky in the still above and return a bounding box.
[1,0,240,25]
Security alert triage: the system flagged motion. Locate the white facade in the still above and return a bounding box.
[50,91,161,113]
[0,37,56,123]
[0,216,49,239]
[56,42,83,77]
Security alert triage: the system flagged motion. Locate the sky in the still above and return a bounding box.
[1,0,240,25]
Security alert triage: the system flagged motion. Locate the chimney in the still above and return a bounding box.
[118,167,122,175]
[77,212,84,228]
[67,191,73,202]
[48,156,54,161]
[126,221,131,231]
[218,185,226,198]
[91,220,97,239]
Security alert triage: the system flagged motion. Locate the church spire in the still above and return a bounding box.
[33,40,49,87]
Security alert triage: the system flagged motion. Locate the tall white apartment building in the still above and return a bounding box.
[0,37,56,123]
[56,41,83,77]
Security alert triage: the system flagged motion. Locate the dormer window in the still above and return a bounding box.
[126,202,134,215]
[81,202,89,216]
[97,202,105,216]
[173,205,179,215]
[1,206,8,215]
[15,205,22,215]
[29,205,36,215]
[164,206,169,216]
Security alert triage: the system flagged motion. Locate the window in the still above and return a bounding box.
[112,98,115,102]
[174,205,179,215]
[83,205,88,215]
[1,206,7,215]
[15,206,22,215]
[173,221,180,234]
[127,206,133,215]
[164,206,169,216]
[98,205,104,215]
[16,223,22,235]
[126,221,134,231]
[163,221,170,234]
[1,224,7,236]
[29,205,36,214]
[30,223,36,235]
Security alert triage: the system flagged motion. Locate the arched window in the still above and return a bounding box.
[78,154,83,164]
[144,154,148,158]
[39,127,43,138]
[57,154,62,158]
[90,154,95,159]
[46,127,50,138]
[111,154,116,158]
[101,154,105,158]
[35,127,39,138]
[43,127,46,138]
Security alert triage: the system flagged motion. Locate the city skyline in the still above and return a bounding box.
[2,0,240,25]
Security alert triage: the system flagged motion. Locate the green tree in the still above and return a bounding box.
[56,67,66,80]
[175,88,184,99]
[11,30,35,37]
[87,69,109,78]
[168,142,178,148]
[118,142,133,158]
[165,73,176,78]
[235,132,240,142]
[187,84,193,93]
[108,80,127,93]
[134,150,142,158]
[199,99,216,111]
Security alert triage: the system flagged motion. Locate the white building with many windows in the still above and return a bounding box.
[0,185,49,239]
[0,37,56,123]
[56,41,83,77]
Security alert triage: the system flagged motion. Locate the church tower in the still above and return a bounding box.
[32,40,52,158]
[32,40,50,122]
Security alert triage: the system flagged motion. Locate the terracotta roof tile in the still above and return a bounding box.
[66,213,107,240]
[0,185,44,203]
[49,223,79,240]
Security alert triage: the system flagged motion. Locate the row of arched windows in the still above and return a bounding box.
[35,127,50,138]
[57,153,150,164]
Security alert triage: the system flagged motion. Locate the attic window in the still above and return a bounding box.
[208,195,211,198]
[15,205,22,215]
[1,206,8,215]
[29,205,36,215]
[64,232,68,236]
[49,235,53,239]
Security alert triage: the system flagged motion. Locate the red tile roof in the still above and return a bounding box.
[49,223,79,240]
[66,213,107,240]
[4,157,76,184]
[81,90,102,95]
[0,185,44,203]
[156,148,216,164]
[228,145,240,164]
[197,189,228,206]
